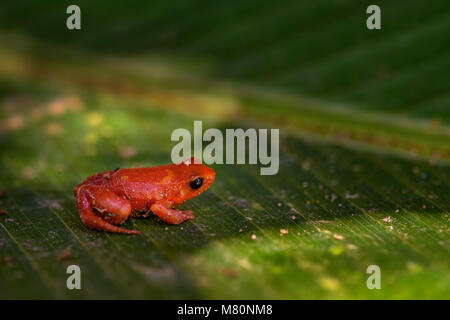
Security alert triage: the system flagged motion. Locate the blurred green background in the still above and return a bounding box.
[0,0,449,299]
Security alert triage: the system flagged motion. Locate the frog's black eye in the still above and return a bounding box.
[190,177,203,190]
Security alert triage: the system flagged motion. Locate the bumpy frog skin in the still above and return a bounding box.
[73,159,216,234]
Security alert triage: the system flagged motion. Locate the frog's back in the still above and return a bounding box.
[73,169,118,195]
[114,165,179,185]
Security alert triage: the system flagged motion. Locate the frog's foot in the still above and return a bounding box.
[76,184,140,235]
[150,200,194,225]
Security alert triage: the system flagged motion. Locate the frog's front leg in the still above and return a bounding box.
[76,184,139,234]
[150,200,194,225]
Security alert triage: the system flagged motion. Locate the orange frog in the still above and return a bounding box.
[73,159,216,235]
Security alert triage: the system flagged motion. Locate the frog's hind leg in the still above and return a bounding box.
[76,184,140,235]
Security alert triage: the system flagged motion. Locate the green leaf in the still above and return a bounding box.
[0,1,449,299]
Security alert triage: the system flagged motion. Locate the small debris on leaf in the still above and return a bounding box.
[289,206,299,214]
[21,167,36,180]
[120,147,137,159]
[219,267,238,278]
[57,247,73,261]
[44,122,63,135]
[345,193,359,199]
[316,220,331,224]
[333,234,344,240]
[235,198,251,209]
[5,114,25,131]
[49,201,63,211]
